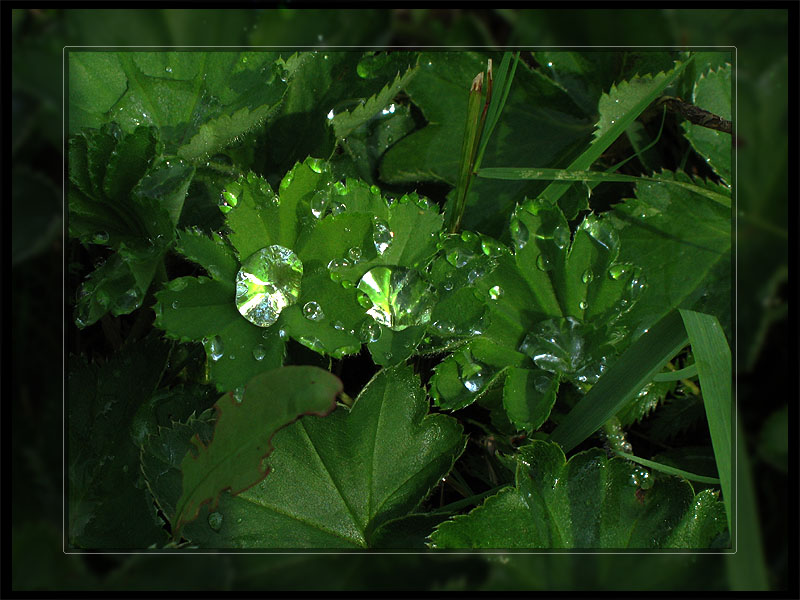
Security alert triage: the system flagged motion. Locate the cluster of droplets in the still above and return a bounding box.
[518,317,609,387]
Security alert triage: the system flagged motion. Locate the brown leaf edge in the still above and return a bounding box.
[172,367,342,539]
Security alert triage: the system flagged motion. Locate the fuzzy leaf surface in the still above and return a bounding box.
[429,441,728,548]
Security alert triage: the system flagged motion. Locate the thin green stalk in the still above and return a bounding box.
[611,449,721,485]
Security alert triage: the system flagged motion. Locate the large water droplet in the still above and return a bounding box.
[488,285,504,300]
[510,217,529,250]
[372,219,394,255]
[460,360,486,393]
[536,254,553,271]
[553,225,570,249]
[208,512,223,531]
[310,190,328,218]
[303,301,324,321]
[208,336,224,361]
[582,268,594,284]
[356,266,437,331]
[358,320,381,343]
[235,245,303,327]
[609,263,630,280]
[446,248,471,269]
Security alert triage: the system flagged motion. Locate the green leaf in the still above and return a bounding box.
[429,440,727,548]
[683,64,732,184]
[331,64,418,139]
[140,409,216,523]
[174,366,342,533]
[70,51,288,159]
[679,309,732,530]
[381,51,593,237]
[536,59,692,210]
[607,170,732,340]
[182,365,466,548]
[68,337,171,548]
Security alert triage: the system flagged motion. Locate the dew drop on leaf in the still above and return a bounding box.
[460,360,485,393]
[303,301,324,321]
[510,217,529,250]
[372,219,394,255]
[582,268,594,284]
[488,285,504,300]
[235,245,303,328]
[171,300,180,310]
[233,387,244,403]
[356,266,437,331]
[347,247,362,263]
[358,320,381,343]
[93,231,110,244]
[310,190,328,218]
[208,512,223,531]
[536,254,553,271]
[553,225,570,250]
[208,336,224,361]
[579,300,588,310]
[252,344,266,361]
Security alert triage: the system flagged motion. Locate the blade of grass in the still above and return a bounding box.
[533,57,694,208]
[726,411,769,589]
[477,167,731,208]
[679,308,732,531]
[611,449,721,485]
[653,362,698,382]
[550,310,689,453]
[448,70,488,233]
[474,51,519,171]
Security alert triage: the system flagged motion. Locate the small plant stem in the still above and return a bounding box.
[658,96,732,134]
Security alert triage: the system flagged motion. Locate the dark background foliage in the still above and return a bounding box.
[9,6,793,593]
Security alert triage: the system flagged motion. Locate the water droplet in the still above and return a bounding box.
[208,336,224,361]
[356,266,437,331]
[579,300,588,310]
[235,245,303,327]
[442,276,454,292]
[165,66,173,74]
[510,217,529,250]
[432,320,456,335]
[460,231,477,243]
[307,158,326,174]
[358,320,381,343]
[488,285,504,300]
[347,247,362,263]
[252,345,266,361]
[553,225,570,249]
[208,512,223,531]
[446,249,471,269]
[536,254,553,271]
[278,328,288,340]
[171,300,180,310]
[331,320,345,331]
[372,219,394,255]
[331,202,346,216]
[303,301,324,321]
[609,263,630,280]
[310,190,328,218]
[461,361,485,393]
[326,108,335,120]
[582,269,594,284]
[93,231,109,244]
[233,387,245,403]
[480,237,504,258]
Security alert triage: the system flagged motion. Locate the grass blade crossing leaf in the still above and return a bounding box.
[611,450,721,485]
[174,366,342,536]
[549,310,689,453]
[679,308,732,530]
